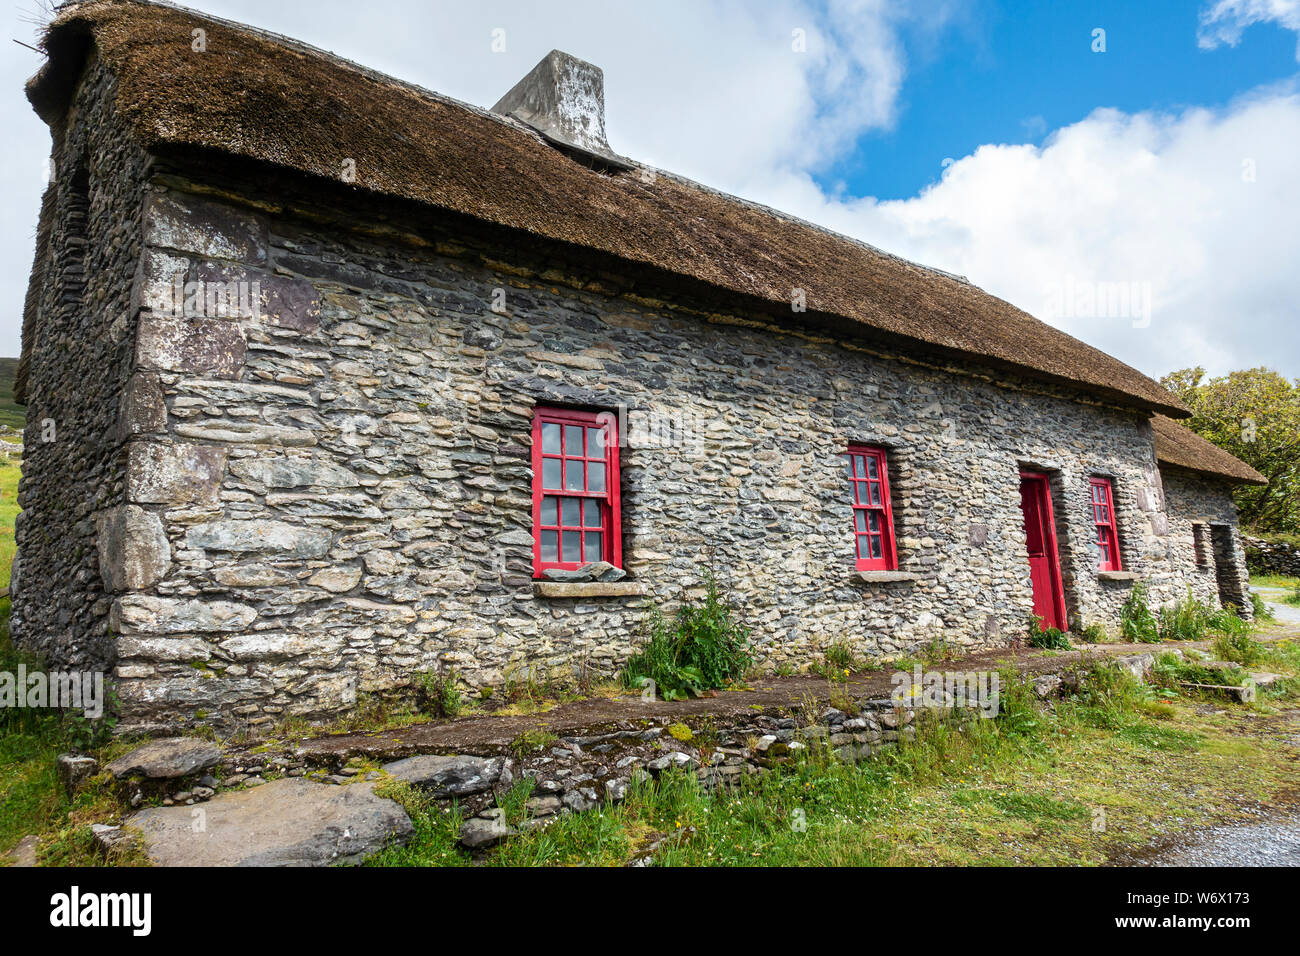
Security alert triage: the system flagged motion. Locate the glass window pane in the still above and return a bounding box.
[865,455,879,479]
[583,498,600,527]
[871,536,882,559]
[587,426,605,455]
[857,536,870,559]
[584,531,602,560]
[564,424,584,455]
[540,530,558,562]
[870,482,881,505]
[854,456,866,478]
[562,531,581,560]
[854,511,867,533]
[564,459,584,491]
[561,497,580,527]
[541,421,561,454]
[867,511,880,532]
[542,457,561,489]
[853,482,865,505]
[540,495,558,526]
[588,462,606,493]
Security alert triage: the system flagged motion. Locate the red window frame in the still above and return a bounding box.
[1089,477,1122,572]
[845,445,896,571]
[531,407,621,576]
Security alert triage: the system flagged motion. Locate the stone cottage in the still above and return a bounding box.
[13,0,1266,731]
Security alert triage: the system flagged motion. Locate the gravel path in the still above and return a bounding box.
[1251,586,1300,625]
[1144,812,1300,866]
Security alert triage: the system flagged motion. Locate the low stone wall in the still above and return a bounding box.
[1244,536,1300,578]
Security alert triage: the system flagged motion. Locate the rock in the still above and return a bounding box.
[459,811,513,849]
[126,778,412,866]
[1033,675,1063,699]
[525,795,563,817]
[381,754,506,798]
[185,519,332,558]
[56,754,99,796]
[307,566,363,593]
[540,561,626,583]
[646,751,698,772]
[111,596,256,634]
[562,788,598,812]
[106,738,223,780]
[126,441,228,506]
[605,778,629,802]
[91,824,140,857]
[95,506,171,591]
[1114,653,1156,680]
[3,835,39,867]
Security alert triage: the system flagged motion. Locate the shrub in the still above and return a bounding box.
[413,667,462,718]
[1027,623,1071,650]
[1120,582,1160,643]
[1078,622,1110,644]
[1251,592,1275,620]
[621,570,753,701]
[1157,588,1211,642]
[1213,631,1264,667]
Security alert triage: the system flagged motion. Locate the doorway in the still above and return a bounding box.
[1019,471,1068,631]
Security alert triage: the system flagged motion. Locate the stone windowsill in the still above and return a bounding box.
[855,570,920,585]
[533,581,647,599]
[1097,570,1142,583]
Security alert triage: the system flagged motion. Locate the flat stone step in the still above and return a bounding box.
[1178,681,1256,703]
[124,777,413,866]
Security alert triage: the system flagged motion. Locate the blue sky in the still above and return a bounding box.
[828,0,1300,199]
[2,0,1298,380]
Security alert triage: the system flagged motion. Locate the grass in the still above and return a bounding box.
[371,644,1300,868]
[0,458,19,589]
[1249,573,1300,591]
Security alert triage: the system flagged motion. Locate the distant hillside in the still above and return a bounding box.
[0,358,23,435]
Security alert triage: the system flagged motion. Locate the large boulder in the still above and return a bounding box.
[382,754,508,798]
[106,738,223,780]
[126,778,413,866]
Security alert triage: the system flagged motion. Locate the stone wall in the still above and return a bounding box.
[1243,536,1300,578]
[62,168,1250,733]
[1160,468,1253,615]
[11,58,151,671]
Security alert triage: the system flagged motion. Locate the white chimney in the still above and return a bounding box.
[492,50,631,169]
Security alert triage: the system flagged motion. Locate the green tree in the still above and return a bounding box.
[1160,367,1300,533]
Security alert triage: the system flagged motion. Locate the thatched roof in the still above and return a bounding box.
[23,0,1191,417]
[1151,415,1266,485]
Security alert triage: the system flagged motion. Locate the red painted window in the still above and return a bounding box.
[531,407,621,576]
[845,445,896,571]
[1090,477,1121,572]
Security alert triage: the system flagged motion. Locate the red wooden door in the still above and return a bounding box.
[1019,472,1067,631]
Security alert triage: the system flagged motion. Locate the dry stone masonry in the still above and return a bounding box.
[13,3,1260,735]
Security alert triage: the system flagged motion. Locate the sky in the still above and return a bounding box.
[2,0,1299,383]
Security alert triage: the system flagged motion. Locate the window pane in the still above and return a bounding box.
[583,498,600,527]
[587,426,605,455]
[542,457,561,489]
[854,456,866,478]
[871,536,882,559]
[584,531,602,559]
[564,424,584,455]
[541,422,561,454]
[853,482,866,505]
[854,511,867,533]
[867,511,880,532]
[540,530,558,562]
[866,456,879,479]
[561,497,580,527]
[870,482,881,505]
[562,531,581,560]
[857,536,870,559]
[540,495,558,526]
[588,462,606,493]
[564,459,584,491]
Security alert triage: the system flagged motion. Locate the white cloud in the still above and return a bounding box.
[1199,0,1300,59]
